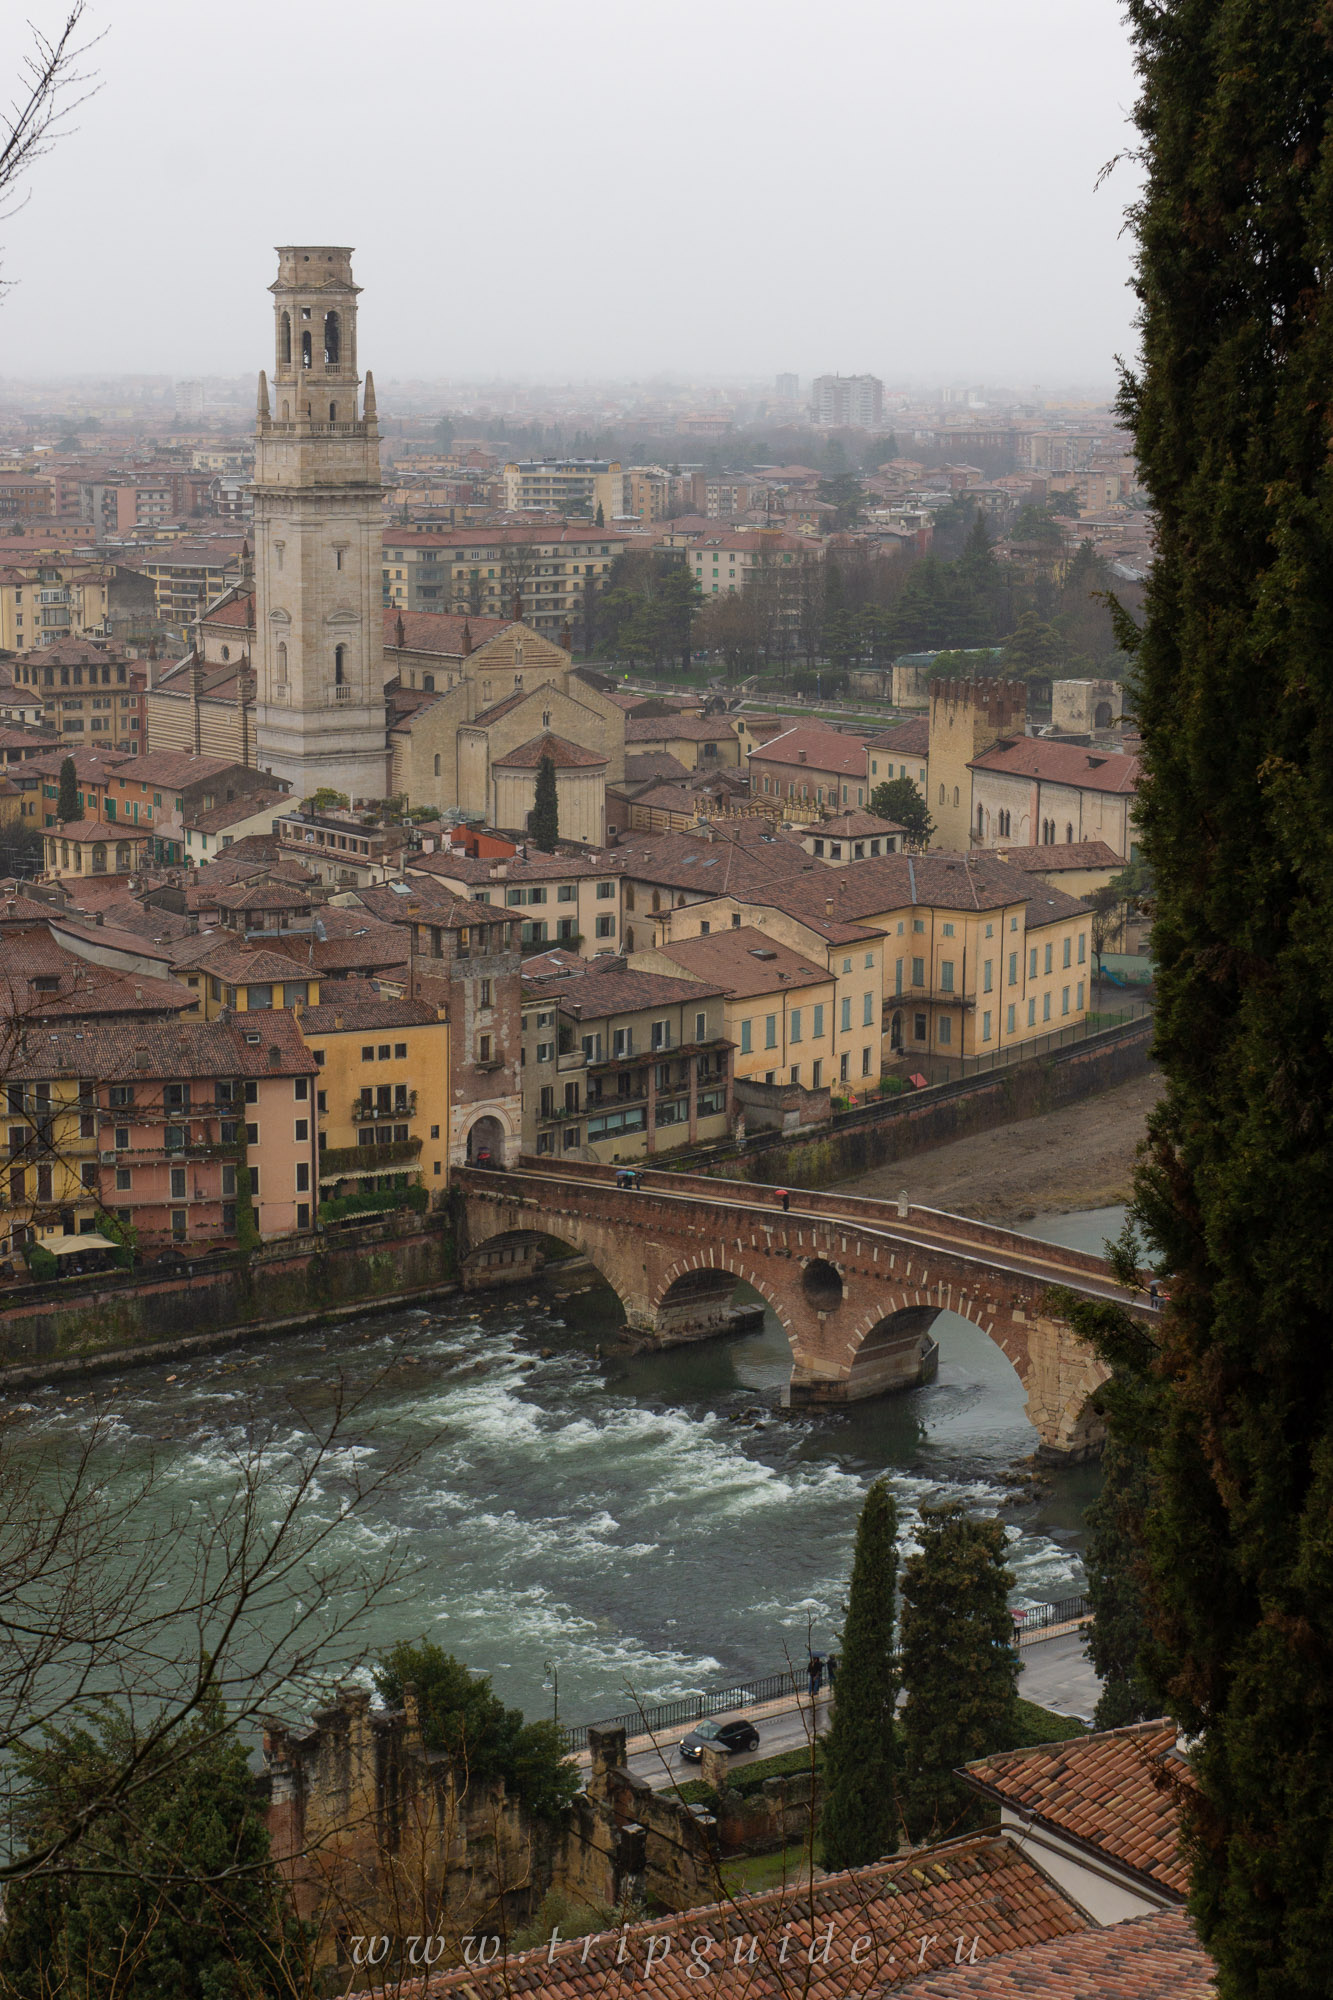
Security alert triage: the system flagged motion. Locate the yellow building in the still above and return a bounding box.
[639,927,837,1094]
[926,676,1027,853]
[0,559,112,652]
[294,991,450,1202]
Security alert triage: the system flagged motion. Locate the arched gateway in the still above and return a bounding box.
[456,1163,1131,1460]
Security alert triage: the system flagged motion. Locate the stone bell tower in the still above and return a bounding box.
[252,246,386,801]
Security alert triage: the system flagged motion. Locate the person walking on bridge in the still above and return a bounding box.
[807,1652,824,1702]
[777,1188,791,1213]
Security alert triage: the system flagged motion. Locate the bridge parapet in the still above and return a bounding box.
[455,1163,1117,1459]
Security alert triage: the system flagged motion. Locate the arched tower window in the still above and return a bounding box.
[334,644,347,685]
[329,402,337,422]
[976,804,984,838]
[279,312,291,366]
[1066,823,1074,843]
[276,641,288,685]
[324,311,340,366]
[434,754,441,777]
[301,329,312,370]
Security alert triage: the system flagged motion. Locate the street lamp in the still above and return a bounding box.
[542,1659,559,1725]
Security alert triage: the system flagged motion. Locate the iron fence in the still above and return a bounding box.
[558,1593,1093,1754]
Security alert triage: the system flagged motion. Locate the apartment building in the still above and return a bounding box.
[968,738,1141,859]
[124,541,248,644]
[501,459,626,521]
[520,955,730,1163]
[295,990,449,1204]
[747,725,871,811]
[642,927,837,1094]
[10,640,145,751]
[413,848,624,957]
[811,374,884,429]
[381,525,630,635]
[0,560,112,651]
[687,529,817,605]
[0,1013,318,1257]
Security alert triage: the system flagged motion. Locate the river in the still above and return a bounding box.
[2,1209,1115,1731]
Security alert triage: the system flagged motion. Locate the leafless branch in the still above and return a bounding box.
[0,3,103,293]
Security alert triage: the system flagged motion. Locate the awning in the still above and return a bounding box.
[37,1233,119,1255]
[908,1072,929,1089]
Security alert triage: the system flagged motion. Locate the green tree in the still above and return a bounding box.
[1086,884,1122,985]
[594,500,604,526]
[898,1504,1018,1841]
[869,777,934,848]
[0,1694,302,1998]
[374,1643,579,1823]
[56,755,78,823]
[434,412,455,449]
[1046,489,1083,517]
[819,1478,902,1870]
[1000,611,1066,680]
[530,754,559,852]
[1110,10,1333,1991]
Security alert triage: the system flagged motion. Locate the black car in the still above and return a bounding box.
[678,1717,760,1762]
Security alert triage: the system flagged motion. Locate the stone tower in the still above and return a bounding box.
[252,246,386,802]
[927,677,1027,851]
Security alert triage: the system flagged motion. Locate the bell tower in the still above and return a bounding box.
[252,246,386,801]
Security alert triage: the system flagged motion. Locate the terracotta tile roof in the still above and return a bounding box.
[654,925,832,997]
[119,749,258,789]
[385,610,514,654]
[746,726,870,775]
[491,732,607,770]
[19,749,129,782]
[10,1012,317,1083]
[626,714,740,743]
[810,810,904,838]
[867,718,931,755]
[411,1835,1089,2000]
[12,637,129,666]
[411,850,609,886]
[44,818,149,843]
[171,940,318,984]
[198,595,254,629]
[186,795,283,834]
[297,994,443,1032]
[968,739,1140,795]
[991,840,1122,872]
[522,960,725,1015]
[811,852,1075,921]
[624,783,710,817]
[892,1908,1209,1998]
[962,1722,1189,1898]
[213,881,313,912]
[625,751,693,784]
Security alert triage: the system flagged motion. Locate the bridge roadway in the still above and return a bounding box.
[457,1161,1144,1456]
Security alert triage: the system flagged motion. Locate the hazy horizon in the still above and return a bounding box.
[0,0,1142,388]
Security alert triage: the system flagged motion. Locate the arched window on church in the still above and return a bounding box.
[334,645,347,685]
[1066,823,1074,843]
[329,402,337,422]
[276,641,288,686]
[301,329,312,370]
[434,754,441,777]
[324,311,340,366]
[279,312,291,365]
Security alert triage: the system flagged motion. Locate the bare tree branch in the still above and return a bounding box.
[1,3,103,292]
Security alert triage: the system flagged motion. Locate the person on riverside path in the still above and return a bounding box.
[807,1652,824,1701]
[826,1652,839,1690]
[778,1188,791,1213]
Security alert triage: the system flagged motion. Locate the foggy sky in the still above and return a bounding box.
[0,0,1142,390]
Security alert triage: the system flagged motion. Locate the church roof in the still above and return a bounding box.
[491,733,607,771]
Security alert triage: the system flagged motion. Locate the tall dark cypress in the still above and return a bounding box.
[530,753,559,853]
[818,1477,901,1870]
[1123,8,1333,1993]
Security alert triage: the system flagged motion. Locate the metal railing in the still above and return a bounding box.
[557,1593,1093,1754]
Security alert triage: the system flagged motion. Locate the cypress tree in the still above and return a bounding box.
[898,1504,1017,1841]
[530,753,559,852]
[56,755,78,823]
[818,1477,901,1870]
[1117,8,1333,1993]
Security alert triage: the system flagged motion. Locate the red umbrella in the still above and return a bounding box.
[908,1072,929,1089]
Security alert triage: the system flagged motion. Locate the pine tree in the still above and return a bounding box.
[1113,12,1333,1992]
[56,755,78,823]
[0,1694,302,1996]
[869,777,933,850]
[898,1504,1018,1841]
[819,1478,902,1870]
[530,754,559,852]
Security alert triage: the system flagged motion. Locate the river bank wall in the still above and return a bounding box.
[0,1213,458,1389]
[697,1015,1153,1191]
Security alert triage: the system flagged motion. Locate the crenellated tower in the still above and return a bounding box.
[252,246,386,801]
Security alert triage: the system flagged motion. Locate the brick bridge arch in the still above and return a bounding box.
[456,1163,1132,1459]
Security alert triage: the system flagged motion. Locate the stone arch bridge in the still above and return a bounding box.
[455,1162,1145,1459]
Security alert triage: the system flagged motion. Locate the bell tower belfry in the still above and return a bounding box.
[252,245,386,801]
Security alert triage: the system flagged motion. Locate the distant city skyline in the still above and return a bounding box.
[0,0,1141,385]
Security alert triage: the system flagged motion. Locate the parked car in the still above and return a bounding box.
[678,1717,760,1762]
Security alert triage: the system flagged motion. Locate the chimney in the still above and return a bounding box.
[461,620,473,656]
[134,1044,149,1068]
[512,590,522,622]
[395,612,405,651]
[825,898,833,920]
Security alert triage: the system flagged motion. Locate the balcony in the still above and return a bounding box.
[352,1091,416,1121]
[320,1137,422,1175]
[556,1049,586,1072]
[328,684,354,703]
